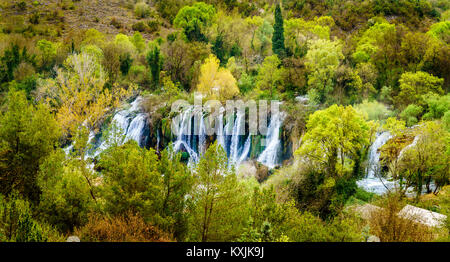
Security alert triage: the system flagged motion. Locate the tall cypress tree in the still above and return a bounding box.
[272,3,286,58]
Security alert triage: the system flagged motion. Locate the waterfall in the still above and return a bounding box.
[156,129,160,153]
[171,105,284,169]
[198,112,206,157]
[216,107,226,151]
[238,134,251,164]
[257,110,285,169]
[90,96,149,157]
[172,106,200,163]
[356,132,396,194]
[229,111,244,165]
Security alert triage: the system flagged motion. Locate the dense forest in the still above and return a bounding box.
[0,0,449,242]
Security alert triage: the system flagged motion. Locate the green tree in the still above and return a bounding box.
[0,89,60,202]
[272,3,286,58]
[305,39,344,104]
[37,150,94,233]
[399,104,423,126]
[173,2,216,42]
[119,53,133,76]
[255,55,284,98]
[187,142,249,242]
[158,145,193,240]
[0,44,35,84]
[0,192,51,242]
[395,71,444,109]
[36,39,58,71]
[146,42,163,89]
[98,141,163,223]
[295,104,370,178]
[398,121,450,199]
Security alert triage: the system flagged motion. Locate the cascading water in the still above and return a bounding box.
[356,132,396,194]
[64,96,285,170]
[88,96,149,158]
[257,109,285,169]
[171,105,283,169]
[229,111,244,165]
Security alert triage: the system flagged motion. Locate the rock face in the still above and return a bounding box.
[355,203,447,228]
[367,235,381,242]
[66,236,80,242]
[354,204,383,220]
[398,205,447,228]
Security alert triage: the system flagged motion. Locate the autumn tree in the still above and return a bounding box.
[197,54,239,101]
[36,52,134,136]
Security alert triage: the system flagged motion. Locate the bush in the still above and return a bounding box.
[17,1,26,11]
[355,100,392,121]
[110,17,122,29]
[75,212,172,242]
[400,104,423,126]
[147,19,160,33]
[369,194,434,242]
[132,21,148,32]
[134,2,151,18]
[29,13,40,24]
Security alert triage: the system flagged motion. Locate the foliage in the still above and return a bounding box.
[0,89,60,202]
[272,4,285,58]
[37,150,94,233]
[369,193,434,242]
[296,104,370,178]
[187,142,249,242]
[197,54,239,101]
[255,55,284,98]
[354,100,392,121]
[305,39,344,104]
[134,2,151,19]
[146,42,163,89]
[398,121,449,198]
[98,141,163,223]
[75,212,172,242]
[395,71,444,109]
[399,104,423,126]
[173,2,216,42]
[0,192,62,242]
[36,52,133,135]
[158,146,193,240]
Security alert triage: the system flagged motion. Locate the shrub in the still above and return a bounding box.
[399,104,423,126]
[369,194,434,242]
[17,1,26,10]
[147,19,160,33]
[75,212,172,242]
[355,100,392,121]
[110,17,122,29]
[132,21,148,32]
[134,2,151,19]
[29,13,40,24]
